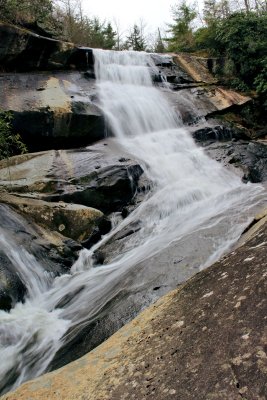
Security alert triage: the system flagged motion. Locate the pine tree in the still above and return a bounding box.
[154,28,165,53]
[125,24,146,51]
[166,1,196,52]
[103,22,116,49]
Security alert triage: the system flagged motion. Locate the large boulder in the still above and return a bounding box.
[0,193,104,242]
[193,128,267,183]
[166,86,251,124]
[0,203,82,311]
[0,142,144,213]
[0,23,94,71]
[0,72,104,150]
[0,141,144,311]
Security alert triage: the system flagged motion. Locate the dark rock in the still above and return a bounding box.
[192,125,235,142]
[202,137,267,183]
[0,203,81,310]
[0,72,104,151]
[81,217,112,249]
[0,251,26,311]
[50,163,143,213]
[0,23,94,72]
[0,143,144,214]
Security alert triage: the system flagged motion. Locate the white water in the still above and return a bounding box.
[0,50,265,394]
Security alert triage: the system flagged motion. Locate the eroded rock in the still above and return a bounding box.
[0,143,144,214]
[0,193,104,242]
[0,72,104,150]
[0,23,94,71]
[0,203,82,310]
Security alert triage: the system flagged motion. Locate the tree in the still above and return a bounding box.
[0,0,53,25]
[0,111,27,160]
[154,29,166,53]
[125,24,147,51]
[102,22,116,49]
[215,11,267,86]
[113,18,124,50]
[166,1,197,52]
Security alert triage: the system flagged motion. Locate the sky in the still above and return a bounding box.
[82,0,179,34]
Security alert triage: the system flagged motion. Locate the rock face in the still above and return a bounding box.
[0,143,143,213]
[166,86,251,124]
[0,72,104,150]
[191,124,267,182]
[0,193,104,242]
[174,53,219,84]
[0,142,144,311]
[0,23,253,150]
[3,213,266,400]
[0,23,94,71]
[0,203,82,311]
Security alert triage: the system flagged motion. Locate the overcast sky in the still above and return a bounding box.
[82,0,179,34]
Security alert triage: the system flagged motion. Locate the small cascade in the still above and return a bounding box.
[0,49,265,395]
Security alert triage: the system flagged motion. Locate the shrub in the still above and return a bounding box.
[0,111,27,160]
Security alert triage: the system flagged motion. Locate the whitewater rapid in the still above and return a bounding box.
[0,50,265,394]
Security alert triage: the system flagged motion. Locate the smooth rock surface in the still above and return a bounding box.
[0,23,93,71]
[0,203,82,310]
[0,193,104,242]
[2,215,266,400]
[0,72,104,150]
[167,86,251,124]
[0,142,144,213]
[201,138,267,183]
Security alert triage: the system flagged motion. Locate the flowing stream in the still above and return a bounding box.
[0,50,265,395]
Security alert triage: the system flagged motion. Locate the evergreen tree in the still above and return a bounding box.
[154,28,166,53]
[103,22,116,49]
[0,0,53,25]
[166,1,197,52]
[125,24,146,51]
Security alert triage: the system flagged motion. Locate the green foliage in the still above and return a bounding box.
[166,1,196,52]
[194,25,219,54]
[193,9,267,101]
[0,111,27,160]
[214,12,267,87]
[254,59,267,95]
[0,0,53,25]
[0,0,116,48]
[102,23,116,49]
[125,24,147,51]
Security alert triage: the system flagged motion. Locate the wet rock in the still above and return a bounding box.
[201,137,267,183]
[5,214,267,400]
[0,193,104,242]
[0,23,94,71]
[81,217,112,249]
[0,251,26,311]
[50,163,143,213]
[0,203,82,310]
[192,125,235,142]
[0,142,144,213]
[0,72,104,151]
[166,86,251,124]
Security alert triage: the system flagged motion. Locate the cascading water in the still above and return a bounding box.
[0,50,265,395]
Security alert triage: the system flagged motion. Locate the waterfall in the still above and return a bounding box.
[0,50,264,395]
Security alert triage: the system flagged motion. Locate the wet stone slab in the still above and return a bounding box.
[2,215,267,400]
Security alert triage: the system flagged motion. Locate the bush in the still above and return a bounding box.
[214,12,267,89]
[0,111,27,160]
